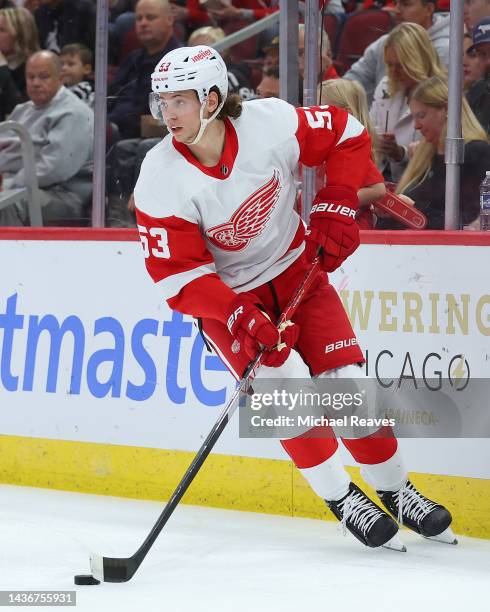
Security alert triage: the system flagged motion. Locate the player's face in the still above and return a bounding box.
[158,91,202,142]
[60,54,91,87]
[410,98,446,145]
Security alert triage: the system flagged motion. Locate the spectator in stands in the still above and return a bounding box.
[188,25,255,99]
[387,76,490,230]
[370,22,446,182]
[34,0,96,53]
[0,7,39,98]
[0,50,94,226]
[463,31,485,91]
[60,43,94,107]
[319,78,386,228]
[464,0,490,32]
[262,34,279,71]
[466,16,490,135]
[257,65,279,98]
[298,23,337,82]
[107,0,179,140]
[344,0,450,103]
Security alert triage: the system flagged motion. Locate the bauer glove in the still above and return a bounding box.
[305,185,360,272]
[226,294,299,367]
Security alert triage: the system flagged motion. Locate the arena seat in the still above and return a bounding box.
[323,13,341,56]
[334,9,395,74]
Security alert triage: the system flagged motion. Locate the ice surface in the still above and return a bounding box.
[0,485,488,612]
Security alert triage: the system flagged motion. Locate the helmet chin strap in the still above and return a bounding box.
[187,97,225,146]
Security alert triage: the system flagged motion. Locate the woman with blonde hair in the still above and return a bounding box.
[0,6,40,98]
[320,78,385,228]
[371,22,446,183]
[393,75,489,230]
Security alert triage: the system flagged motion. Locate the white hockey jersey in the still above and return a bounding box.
[134,97,370,322]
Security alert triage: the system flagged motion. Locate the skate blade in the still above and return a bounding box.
[423,527,458,545]
[382,533,407,552]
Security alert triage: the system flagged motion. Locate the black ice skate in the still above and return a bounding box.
[377,480,457,545]
[326,483,405,551]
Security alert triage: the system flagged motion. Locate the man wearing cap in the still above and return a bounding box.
[466,16,490,135]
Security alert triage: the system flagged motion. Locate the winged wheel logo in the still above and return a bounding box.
[206,171,281,251]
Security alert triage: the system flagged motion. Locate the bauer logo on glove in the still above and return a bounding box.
[310,202,356,219]
[305,185,360,273]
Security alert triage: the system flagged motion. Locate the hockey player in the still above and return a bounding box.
[134,45,455,550]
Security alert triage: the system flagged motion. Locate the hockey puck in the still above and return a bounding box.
[74,574,100,586]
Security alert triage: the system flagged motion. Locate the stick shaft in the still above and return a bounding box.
[98,257,321,581]
[135,257,321,557]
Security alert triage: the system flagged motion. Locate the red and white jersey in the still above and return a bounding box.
[134,97,371,322]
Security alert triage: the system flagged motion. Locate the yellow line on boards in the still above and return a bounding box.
[0,435,488,539]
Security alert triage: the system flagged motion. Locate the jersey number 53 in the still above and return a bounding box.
[138,225,171,259]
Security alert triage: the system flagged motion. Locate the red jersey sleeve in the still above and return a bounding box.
[135,208,236,322]
[364,158,384,187]
[295,104,373,193]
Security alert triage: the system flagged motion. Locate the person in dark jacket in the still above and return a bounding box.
[0,62,20,120]
[34,0,95,53]
[378,75,490,230]
[107,0,179,139]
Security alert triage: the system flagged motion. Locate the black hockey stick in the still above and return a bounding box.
[88,256,322,583]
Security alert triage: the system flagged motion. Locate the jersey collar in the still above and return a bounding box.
[172,117,238,180]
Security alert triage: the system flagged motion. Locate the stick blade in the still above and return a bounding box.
[90,552,139,583]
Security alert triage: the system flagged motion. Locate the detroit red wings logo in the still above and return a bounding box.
[206,171,281,251]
